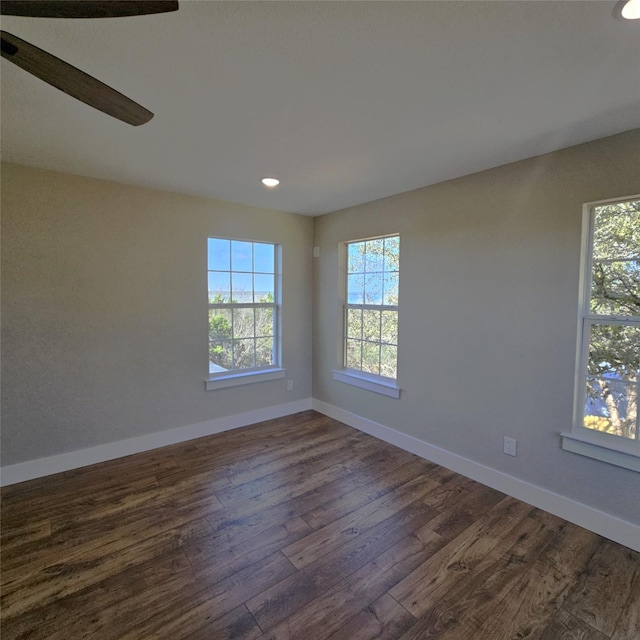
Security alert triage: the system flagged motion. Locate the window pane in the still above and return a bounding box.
[255,306,274,337]
[585,378,637,440]
[347,274,365,304]
[380,344,397,378]
[232,273,253,302]
[591,259,640,317]
[231,241,253,272]
[254,243,275,274]
[254,274,274,302]
[346,339,362,370]
[208,238,230,271]
[348,242,365,273]
[383,236,400,272]
[208,272,231,303]
[233,339,255,369]
[365,239,384,272]
[588,324,639,380]
[383,271,399,305]
[362,342,380,375]
[585,323,639,440]
[593,201,639,261]
[209,340,232,372]
[381,310,397,345]
[209,309,232,340]
[256,337,274,366]
[233,308,255,339]
[364,273,383,304]
[347,308,362,339]
[362,309,381,343]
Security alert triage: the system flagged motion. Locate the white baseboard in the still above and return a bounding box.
[312,399,640,552]
[0,399,313,487]
[3,396,638,552]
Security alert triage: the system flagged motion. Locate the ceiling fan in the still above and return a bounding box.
[0,1,179,126]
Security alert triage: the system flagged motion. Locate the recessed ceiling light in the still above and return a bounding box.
[622,0,640,19]
[261,178,280,188]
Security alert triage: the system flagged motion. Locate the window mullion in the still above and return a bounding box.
[346,303,398,312]
[636,377,640,441]
[378,307,383,374]
[586,315,640,327]
[592,258,639,265]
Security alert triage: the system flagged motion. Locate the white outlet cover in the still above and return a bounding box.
[504,436,517,456]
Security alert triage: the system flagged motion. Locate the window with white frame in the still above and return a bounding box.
[207,238,279,377]
[569,197,639,467]
[343,235,399,380]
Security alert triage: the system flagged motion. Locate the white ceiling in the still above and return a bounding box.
[1,1,639,215]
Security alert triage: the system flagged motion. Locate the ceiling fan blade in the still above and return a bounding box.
[1,31,153,125]
[1,1,178,18]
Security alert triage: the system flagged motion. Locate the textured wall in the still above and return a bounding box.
[1,164,313,465]
[313,130,640,524]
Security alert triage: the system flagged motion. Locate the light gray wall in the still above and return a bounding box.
[1,164,313,466]
[3,132,639,526]
[313,129,640,525]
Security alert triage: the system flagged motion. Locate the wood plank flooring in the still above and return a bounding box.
[1,410,638,640]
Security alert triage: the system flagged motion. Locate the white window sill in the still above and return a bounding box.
[561,431,640,472]
[332,369,400,399]
[205,368,285,391]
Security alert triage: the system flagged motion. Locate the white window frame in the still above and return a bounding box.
[562,196,640,471]
[332,234,400,398]
[205,238,284,391]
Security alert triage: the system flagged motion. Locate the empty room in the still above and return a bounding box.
[1,2,639,639]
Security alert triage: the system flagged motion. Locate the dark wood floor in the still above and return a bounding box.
[1,411,638,640]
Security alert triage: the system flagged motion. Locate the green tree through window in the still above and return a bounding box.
[580,199,639,440]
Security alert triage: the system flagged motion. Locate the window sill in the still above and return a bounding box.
[205,368,285,391]
[561,431,640,472]
[332,369,400,399]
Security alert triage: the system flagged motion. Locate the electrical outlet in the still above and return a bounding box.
[503,436,517,457]
[286,379,294,392]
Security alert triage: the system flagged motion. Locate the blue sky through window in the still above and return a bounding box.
[209,238,276,303]
[208,238,230,271]
[254,243,275,274]
[347,236,399,305]
[231,241,252,272]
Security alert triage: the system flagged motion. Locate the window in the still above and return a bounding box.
[333,235,400,398]
[206,238,282,389]
[564,197,639,470]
